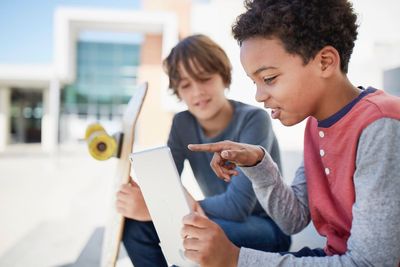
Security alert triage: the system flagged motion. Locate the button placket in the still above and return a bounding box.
[319,130,326,158]
[319,128,330,176]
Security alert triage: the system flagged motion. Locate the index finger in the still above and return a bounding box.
[188,141,232,153]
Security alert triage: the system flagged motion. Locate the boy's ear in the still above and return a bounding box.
[316,46,340,77]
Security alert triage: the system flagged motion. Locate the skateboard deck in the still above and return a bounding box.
[86,82,148,267]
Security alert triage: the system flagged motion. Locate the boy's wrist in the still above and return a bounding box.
[255,146,265,165]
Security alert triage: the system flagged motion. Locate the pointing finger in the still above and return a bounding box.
[188,141,234,153]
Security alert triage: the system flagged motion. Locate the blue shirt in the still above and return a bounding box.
[167,100,281,221]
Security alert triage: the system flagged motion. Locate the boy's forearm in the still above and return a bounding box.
[238,247,367,267]
[241,151,310,235]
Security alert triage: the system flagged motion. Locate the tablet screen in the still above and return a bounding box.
[129,146,198,267]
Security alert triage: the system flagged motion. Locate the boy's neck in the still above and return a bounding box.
[199,100,234,138]
[315,76,361,121]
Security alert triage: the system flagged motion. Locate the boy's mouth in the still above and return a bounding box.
[271,108,281,119]
[194,99,211,108]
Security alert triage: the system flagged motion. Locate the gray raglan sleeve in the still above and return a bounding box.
[238,117,400,267]
[241,151,311,235]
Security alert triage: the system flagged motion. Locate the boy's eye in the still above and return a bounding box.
[263,75,278,85]
[180,83,190,89]
[199,77,212,83]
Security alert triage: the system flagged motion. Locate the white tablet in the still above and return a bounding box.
[129,146,198,267]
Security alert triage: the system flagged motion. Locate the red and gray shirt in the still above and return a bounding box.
[239,88,400,266]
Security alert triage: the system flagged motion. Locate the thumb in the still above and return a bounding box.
[194,209,207,218]
[129,179,140,188]
[221,149,248,166]
[193,203,207,218]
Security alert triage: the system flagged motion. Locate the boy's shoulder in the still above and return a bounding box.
[307,88,400,130]
[351,89,400,125]
[172,110,196,124]
[363,89,400,116]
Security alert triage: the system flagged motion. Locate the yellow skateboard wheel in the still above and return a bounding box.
[85,123,117,161]
[85,123,105,140]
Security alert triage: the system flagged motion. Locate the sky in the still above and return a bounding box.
[0,0,140,64]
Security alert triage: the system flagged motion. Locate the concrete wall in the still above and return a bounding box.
[349,0,400,89]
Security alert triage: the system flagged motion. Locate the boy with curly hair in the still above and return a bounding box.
[182,0,400,266]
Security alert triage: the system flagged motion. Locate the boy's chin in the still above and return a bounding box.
[279,117,308,127]
[191,111,215,121]
[279,117,303,127]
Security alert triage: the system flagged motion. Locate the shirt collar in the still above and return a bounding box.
[318,87,377,128]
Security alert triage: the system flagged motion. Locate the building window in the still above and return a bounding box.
[62,40,141,120]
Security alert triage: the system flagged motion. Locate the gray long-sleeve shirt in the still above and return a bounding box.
[239,117,400,266]
[167,100,281,221]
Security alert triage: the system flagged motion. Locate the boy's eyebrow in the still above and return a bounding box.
[252,66,277,76]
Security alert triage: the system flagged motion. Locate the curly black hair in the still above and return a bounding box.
[232,0,358,73]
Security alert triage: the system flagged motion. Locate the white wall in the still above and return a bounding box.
[349,0,400,88]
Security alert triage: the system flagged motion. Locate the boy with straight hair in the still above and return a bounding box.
[182,0,400,266]
[118,34,290,267]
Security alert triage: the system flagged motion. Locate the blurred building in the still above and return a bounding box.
[0,4,182,152]
[60,41,141,143]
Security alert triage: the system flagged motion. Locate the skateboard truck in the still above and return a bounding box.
[85,123,124,160]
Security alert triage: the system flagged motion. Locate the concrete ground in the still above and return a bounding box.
[0,144,324,267]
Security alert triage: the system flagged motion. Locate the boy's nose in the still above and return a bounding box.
[193,83,205,96]
[255,86,270,103]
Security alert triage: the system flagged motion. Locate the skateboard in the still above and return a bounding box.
[85,82,148,267]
